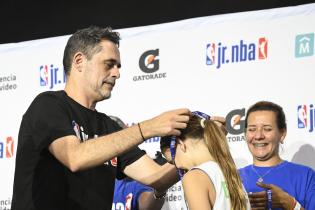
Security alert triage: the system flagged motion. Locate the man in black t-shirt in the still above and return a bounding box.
[11,26,191,210]
[110,116,167,210]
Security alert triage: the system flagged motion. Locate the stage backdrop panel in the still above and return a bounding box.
[0,3,314,209]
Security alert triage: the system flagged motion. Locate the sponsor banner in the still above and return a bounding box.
[0,3,315,209]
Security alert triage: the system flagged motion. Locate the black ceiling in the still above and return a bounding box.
[1,0,314,44]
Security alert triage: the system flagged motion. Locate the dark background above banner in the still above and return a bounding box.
[0,0,314,44]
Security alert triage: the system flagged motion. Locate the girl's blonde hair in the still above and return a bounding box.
[179,115,247,210]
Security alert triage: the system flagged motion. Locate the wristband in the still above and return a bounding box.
[267,189,272,210]
[153,189,166,200]
[137,123,145,141]
[291,197,297,210]
[293,200,301,210]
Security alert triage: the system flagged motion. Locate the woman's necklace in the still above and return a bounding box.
[251,166,274,182]
[251,160,284,183]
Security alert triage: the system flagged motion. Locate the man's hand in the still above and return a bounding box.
[248,182,298,210]
[211,116,227,135]
[141,108,191,138]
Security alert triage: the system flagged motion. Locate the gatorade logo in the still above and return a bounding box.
[133,49,166,81]
[139,49,159,73]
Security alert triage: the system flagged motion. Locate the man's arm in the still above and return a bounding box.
[48,108,190,172]
[138,191,165,210]
[130,114,228,193]
[123,154,178,193]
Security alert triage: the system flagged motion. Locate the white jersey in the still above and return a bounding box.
[161,181,188,210]
[191,161,250,210]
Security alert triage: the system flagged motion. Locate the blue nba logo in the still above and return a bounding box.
[206,43,215,65]
[298,105,307,128]
[39,65,49,86]
[297,104,314,132]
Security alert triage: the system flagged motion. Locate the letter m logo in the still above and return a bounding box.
[295,33,314,58]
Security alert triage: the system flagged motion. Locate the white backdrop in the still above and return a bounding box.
[0,3,315,209]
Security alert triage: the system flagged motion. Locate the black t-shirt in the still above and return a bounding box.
[11,90,145,210]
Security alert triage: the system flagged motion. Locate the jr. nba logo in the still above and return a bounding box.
[39,64,66,89]
[298,104,314,133]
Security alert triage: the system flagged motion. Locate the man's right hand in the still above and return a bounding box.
[140,108,191,138]
[211,116,227,135]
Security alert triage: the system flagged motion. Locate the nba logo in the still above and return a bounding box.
[125,193,133,210]
[298,105,307,128]
[258,37,268,59]
[110,157,117,167]
[39,65,49,86]
[72,120,81,140]
[206,43,216,65]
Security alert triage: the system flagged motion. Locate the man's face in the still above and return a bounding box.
[83,40,121,102]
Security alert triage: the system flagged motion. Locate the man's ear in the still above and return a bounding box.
[161,148,172,163]
[72,52,84,72]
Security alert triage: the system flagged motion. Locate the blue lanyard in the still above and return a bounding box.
[192,111,210,120]
[170,136,177,163]
[170,111,210,179]
[170,135,184,179]
[267,189,272,210]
